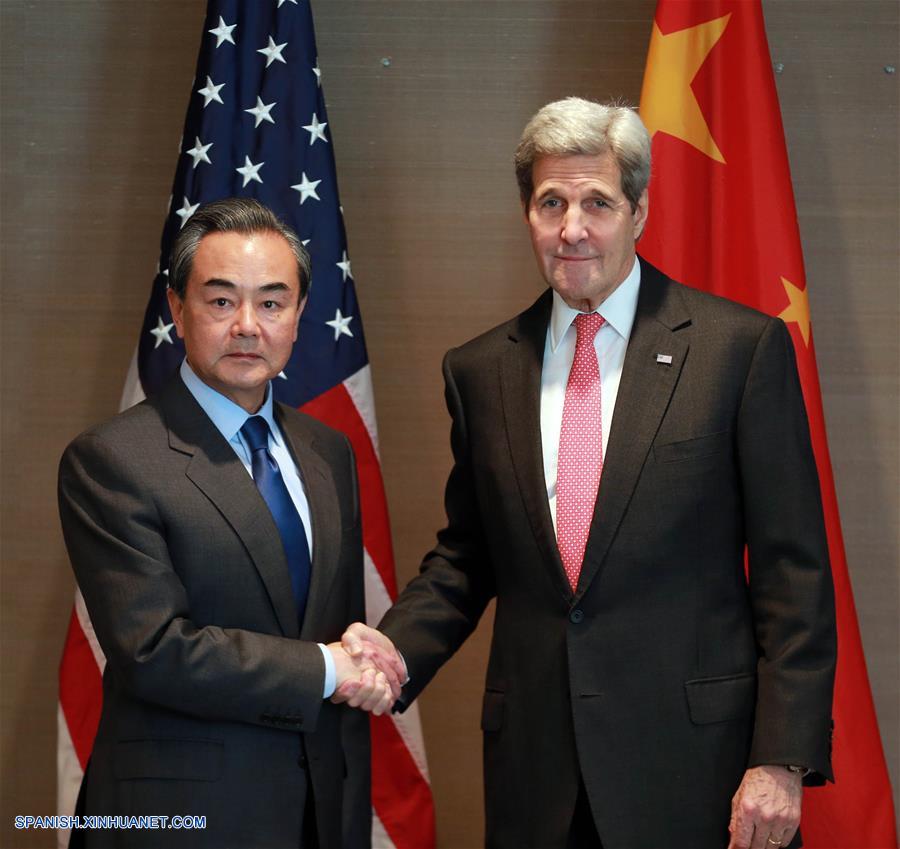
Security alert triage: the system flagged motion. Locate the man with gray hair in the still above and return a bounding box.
[59,198,404,848]
[341,99,836,848]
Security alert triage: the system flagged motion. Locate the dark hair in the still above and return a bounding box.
[169,198,311,300]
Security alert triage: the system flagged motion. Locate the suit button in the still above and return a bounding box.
[297,753,307,768]
[569,609,584,624]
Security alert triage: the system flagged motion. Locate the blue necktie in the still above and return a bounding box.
[240,416,311,625]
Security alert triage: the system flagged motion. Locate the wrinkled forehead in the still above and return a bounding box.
[190,231,299,282]
[530,152,623,195]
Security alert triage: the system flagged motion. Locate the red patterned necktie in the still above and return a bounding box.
[557,312,605,590]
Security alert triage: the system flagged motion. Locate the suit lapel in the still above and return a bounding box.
[275,406,343,642]
[500,290,573,604]
[161,378,300,638]
[575,260,691,597]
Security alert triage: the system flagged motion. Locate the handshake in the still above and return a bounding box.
[326,624,405,716]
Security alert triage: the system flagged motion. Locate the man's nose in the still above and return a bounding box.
[561,207,588,244]
[232,302,259,335]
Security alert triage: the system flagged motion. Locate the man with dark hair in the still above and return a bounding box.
[59,198,400,848]
[342,99,836,849]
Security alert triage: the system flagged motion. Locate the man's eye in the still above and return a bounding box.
[214,298,230,307]
[262,300,278,309]
[589,199,609,209]
[542,198,561,209]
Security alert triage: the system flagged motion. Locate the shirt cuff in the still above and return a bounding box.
[399,651,410,686]
[318,643,336,698]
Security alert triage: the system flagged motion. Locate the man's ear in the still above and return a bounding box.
[633,189,649,241]
[166,286,186,339]
[293,295,307,342]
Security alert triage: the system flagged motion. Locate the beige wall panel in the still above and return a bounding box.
[1,2,896,847]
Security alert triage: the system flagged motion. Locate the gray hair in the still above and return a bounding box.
[514,97,651,211]
[168,197,311,300]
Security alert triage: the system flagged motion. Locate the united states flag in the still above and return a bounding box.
[57,2,436,847]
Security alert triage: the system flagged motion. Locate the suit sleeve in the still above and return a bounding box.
[58,430,327,733]
[737,317,836,781]
[379,348,497,707]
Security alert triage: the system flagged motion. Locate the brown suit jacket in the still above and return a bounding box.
[59,375,370,849]
[380,258,836,848]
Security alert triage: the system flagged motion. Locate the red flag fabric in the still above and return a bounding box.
[639,1,897,846]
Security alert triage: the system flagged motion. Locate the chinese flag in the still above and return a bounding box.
[638,1,897,846]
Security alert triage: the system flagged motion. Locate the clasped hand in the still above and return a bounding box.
[326,624,405,716]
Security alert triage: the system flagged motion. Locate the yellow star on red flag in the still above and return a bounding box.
[640,13,730,163]
[778,276,811,346]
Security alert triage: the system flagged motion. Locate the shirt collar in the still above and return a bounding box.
[179,359,281,446]
[548,256,642,352]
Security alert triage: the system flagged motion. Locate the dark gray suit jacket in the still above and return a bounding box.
[59,375,370,849]
[380,258,836,848]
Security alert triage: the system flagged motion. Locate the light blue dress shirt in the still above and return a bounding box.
[179,360,336,697]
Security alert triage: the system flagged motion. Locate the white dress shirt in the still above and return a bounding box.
[540,259,641,537]
[179,360,336,696]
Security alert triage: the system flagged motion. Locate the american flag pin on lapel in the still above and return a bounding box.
[656,353,673,365]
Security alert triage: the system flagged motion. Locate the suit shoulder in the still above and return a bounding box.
[63,396,164,457]
[679,284,788,359]
[58,397,171,497]
[446,318,514,361]
[276,403,352,453]
[640,257,775,333]
[673,280,773,328]
[445,289,551,369]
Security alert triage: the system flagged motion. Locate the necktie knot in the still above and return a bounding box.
[574,312,604,343]
[241,416,270,453]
